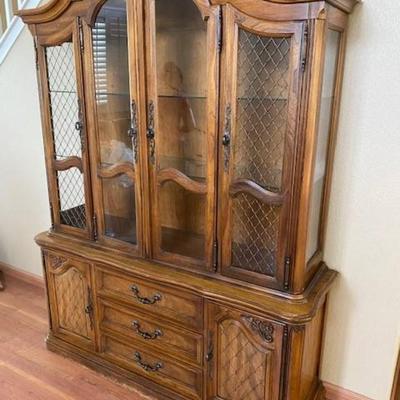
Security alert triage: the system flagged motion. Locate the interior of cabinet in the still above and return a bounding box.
[154,0,208,260]
[92,0,137,244]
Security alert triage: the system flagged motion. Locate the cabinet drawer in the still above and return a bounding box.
[102,334,202,400]
[96,267,203,331]
[99,299,203,365]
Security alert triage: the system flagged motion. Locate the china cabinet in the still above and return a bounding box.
[18,0,359,398]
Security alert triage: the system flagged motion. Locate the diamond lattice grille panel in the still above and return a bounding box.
[218,320,267,400]
[234,30,290,192]
[231,193,280,276]
[54,267,90,338]
[57,168,86,229]
[46,43,82,159]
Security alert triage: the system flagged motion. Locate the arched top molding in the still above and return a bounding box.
[17,0,359,28]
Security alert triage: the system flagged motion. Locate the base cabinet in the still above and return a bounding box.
[206,304,284,400]
[40,241,333,400]
[44,251,95,350]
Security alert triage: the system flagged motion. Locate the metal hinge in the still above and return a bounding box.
[206,331,214,378]
[33,37,39,70]
[76,98,85,152]
[301,21,309,71]
[78,17,84,52]
[93,214,98,241]
[85,286,94,330]
[49,202,54,230]
[284,256,291,290]
[279,325,290,400]
[212,241,218,272]
[217,7,222,53]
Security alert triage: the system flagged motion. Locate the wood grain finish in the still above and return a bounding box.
[102,335,203,400]
[44,251,96,351]
[99,298,203,365]
[18,0,359,398]
[96,266,203,331]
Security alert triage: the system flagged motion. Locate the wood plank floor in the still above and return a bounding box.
[0,274,155,400]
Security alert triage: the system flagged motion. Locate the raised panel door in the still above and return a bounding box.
[44,251,95,350]
[206,303,284,400]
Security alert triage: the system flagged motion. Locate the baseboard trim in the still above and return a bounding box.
[0,261,44,289]
[324,382,372,400]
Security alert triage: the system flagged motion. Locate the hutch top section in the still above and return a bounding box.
[18,0,358,295]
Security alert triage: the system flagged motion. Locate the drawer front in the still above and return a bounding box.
[99,299,203,365]
[102,334,202,400]
[96,266,203,331]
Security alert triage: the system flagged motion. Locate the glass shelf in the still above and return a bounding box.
[158,94,206,100]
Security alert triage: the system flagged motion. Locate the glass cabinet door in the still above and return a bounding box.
[39,23,93,238]
[144,0,220,269]
[218,6,305,289]
[88,0,143,252]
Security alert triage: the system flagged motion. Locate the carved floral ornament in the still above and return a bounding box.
[48,254,67,269]
[243,315,274,343]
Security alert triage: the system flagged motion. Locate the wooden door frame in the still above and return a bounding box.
[36,23,94,240]
[217,4,306,290]
[82,0,145,256]
[143,0,220,271]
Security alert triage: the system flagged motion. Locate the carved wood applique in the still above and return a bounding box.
[48,254,68,269]
[243,316,274,343]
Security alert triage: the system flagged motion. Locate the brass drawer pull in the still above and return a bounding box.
[129,284,162,305]
[134,351,163,372]
[132,320,163,340]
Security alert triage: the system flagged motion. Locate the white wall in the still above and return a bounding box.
[321,1,400,399]
[0,27,49,276]
[0,1,399,398]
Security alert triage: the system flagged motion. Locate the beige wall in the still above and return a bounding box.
[321,1,400,399]
[0,1,399,399]
[0,27,49,276]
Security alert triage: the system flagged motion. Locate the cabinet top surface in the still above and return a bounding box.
[17,0,359,25]
[35,231,337,325]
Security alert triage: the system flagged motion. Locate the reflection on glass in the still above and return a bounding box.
[155,0,207,181]
[102,174,136,244]
[234,30,291,192]
[155,0,207,260]
[159,181,205,260]
[306,30,340,261]
[92,0,132,165]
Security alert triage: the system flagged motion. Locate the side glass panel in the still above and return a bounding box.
[46,43,86,229]
[230,29,291,277]
[92,0,137,244]
[306,30,340,261]
[154,0,208,260]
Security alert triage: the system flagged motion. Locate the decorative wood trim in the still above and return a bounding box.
[97,162,136,182]
[391,346,400,400]
[53,156,83,172]
[324,382,373,400]
[157,168,207,194]
[0,261,44,289]
[229,179,286,205]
